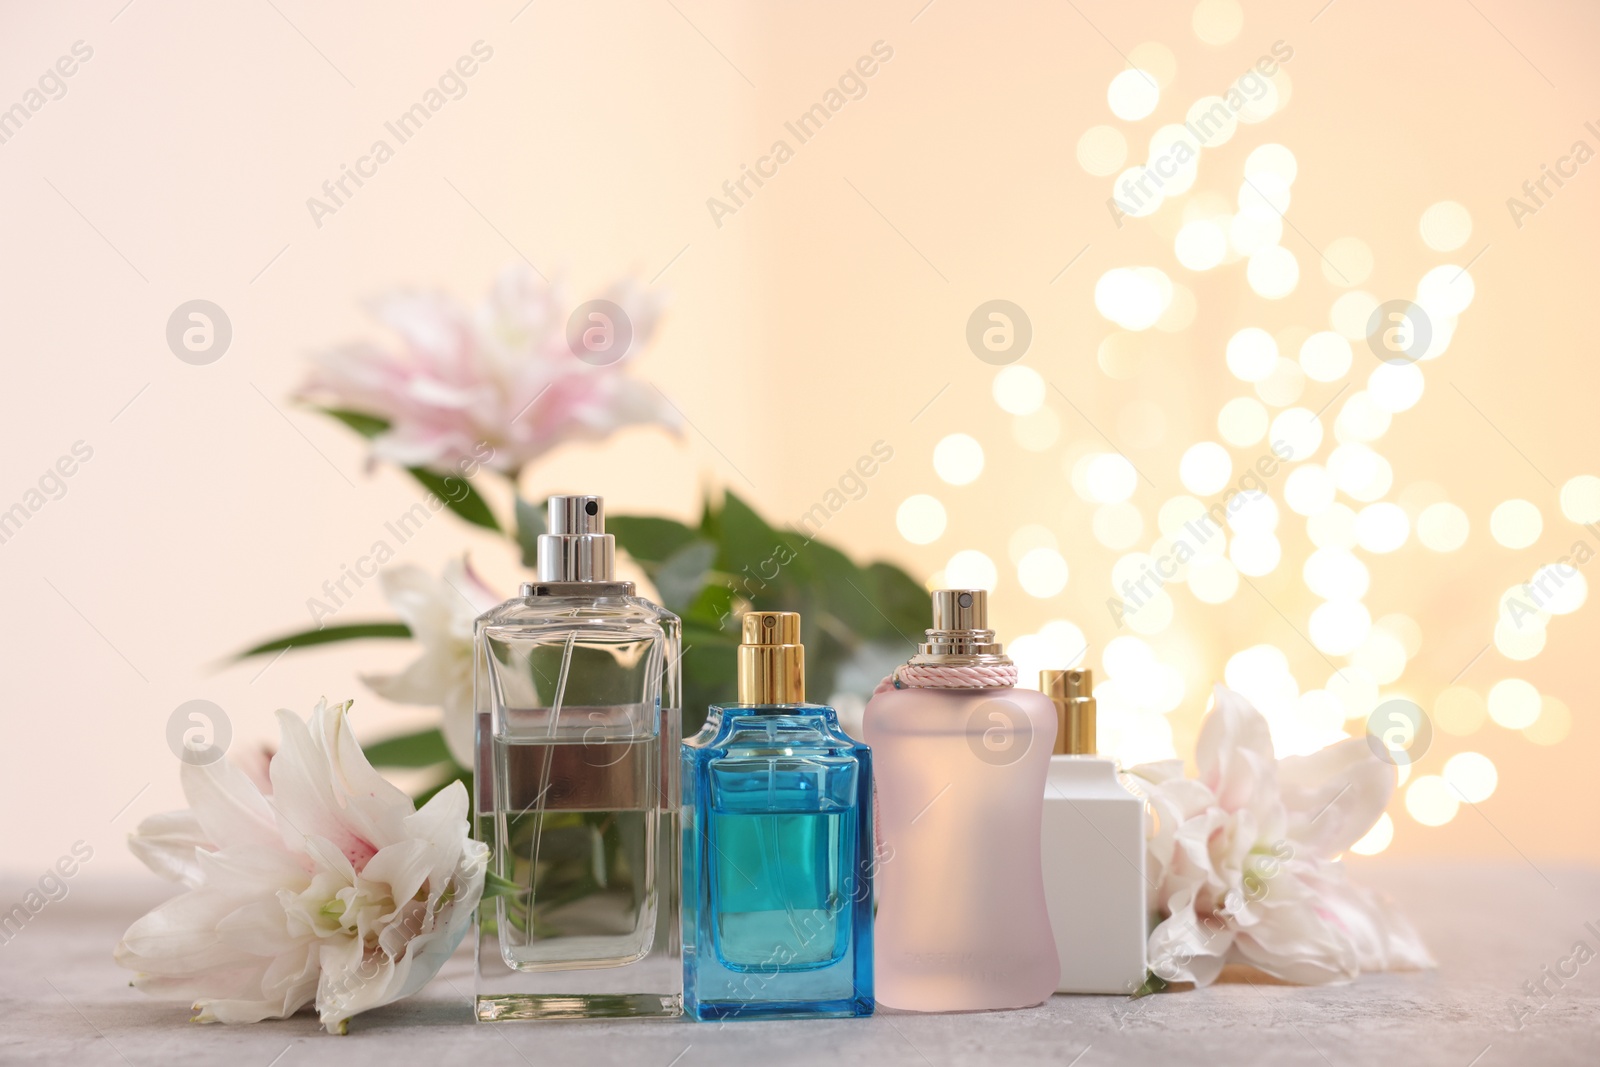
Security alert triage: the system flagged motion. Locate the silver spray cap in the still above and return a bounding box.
[535,495,616,581]
[909,589,1010,665]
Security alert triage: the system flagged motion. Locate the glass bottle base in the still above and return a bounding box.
[475,993,683,1022]
[686,995,873,1022]
[474,894,683,1022]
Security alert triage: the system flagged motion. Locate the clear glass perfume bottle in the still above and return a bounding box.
[1040,669,1148,995]
[682,611,875,1020]
[473,495,682,1021]
[863,589,1059,1012]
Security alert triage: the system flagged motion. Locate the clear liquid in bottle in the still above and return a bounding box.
[473,495,682,1021]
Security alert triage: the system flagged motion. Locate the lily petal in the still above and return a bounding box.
[179,757,277,855]
[1279,739,1395,859]
[127,809,212,887]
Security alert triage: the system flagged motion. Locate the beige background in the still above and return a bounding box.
[1,0,1596,880]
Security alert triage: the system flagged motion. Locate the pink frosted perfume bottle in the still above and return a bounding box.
[862,589,1059,1012]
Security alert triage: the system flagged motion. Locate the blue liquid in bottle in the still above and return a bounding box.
[681,612,874,1020]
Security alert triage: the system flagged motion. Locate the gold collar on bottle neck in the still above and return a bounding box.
[737,611,806,704]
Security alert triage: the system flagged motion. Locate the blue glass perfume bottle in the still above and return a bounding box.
[681,611,875,1020]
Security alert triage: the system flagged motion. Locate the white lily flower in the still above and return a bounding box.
[1131,685,1433,986]
[115,699,487,1034]
[362,558,500,768]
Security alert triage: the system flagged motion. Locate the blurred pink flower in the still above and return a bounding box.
[300,265,680,475]
[1129,685,1432,986]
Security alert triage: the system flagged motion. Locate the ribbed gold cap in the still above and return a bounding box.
[1043,668,1096,755]
[737,611,805,704]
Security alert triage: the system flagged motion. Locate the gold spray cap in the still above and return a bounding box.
[737,611,806,704]
[1042,668,1096,755]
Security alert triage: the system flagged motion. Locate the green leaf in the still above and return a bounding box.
[483,871,523,902]
[715,490,782,579]
[1129,971,1170,998]
[407,468,500,532]
[696,491,718,540]
[682,581,736,636]
[237,621,412,658]
[681,621,740,648]
[608,515,699,564]
[605,488,932,739]
[320,408,391,438]
[516,495,546,568]
[653,539,717,614]
[318,408,503,532]
[796,538,872,629]
[362,728,453,768]
[859,561,931,646]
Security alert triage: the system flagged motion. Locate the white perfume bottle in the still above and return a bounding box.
[1039,669,1148,995]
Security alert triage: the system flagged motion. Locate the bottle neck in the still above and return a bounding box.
[894,661,1020,689]
[697,702,841,747]
[711,701,836,719]
[518,580,635,599]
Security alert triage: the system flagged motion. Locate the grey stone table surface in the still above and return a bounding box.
[2,861,1597,1067]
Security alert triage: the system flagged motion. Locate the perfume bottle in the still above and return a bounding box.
[473,495,682,1021]
[681,611,875,1020]
[863,589,1059,1012]
[1040,669,1148,995]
